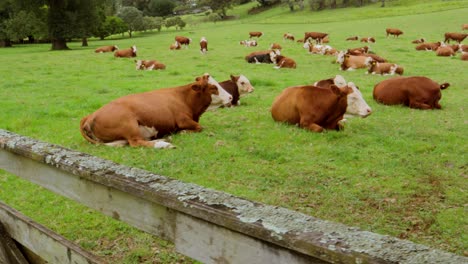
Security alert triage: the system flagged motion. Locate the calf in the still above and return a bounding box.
[114,45,137,58]
[175,36,191,48]
[240,40,257,47]
[95,45,118,53]
[170,41,181,50]
[415,42,441,51]
[304,32,328,44]
[373,76,449,109]
[360,37,376,43]
[436,46,455,57]
[79,74,219,148]
[386,28,403,38]
[249,31,263,38]
[313,75,372,119]
[283,33,295,41]
[336,51,373,71]
[218,75,255,106]
[346,36,359,41]
[135,60,166,70]
[412,38,425,44]
[200,37,208,54]
[245,50,279,64]
[274,55,297,69]
[444,32,468,43]
[367,61,403,75]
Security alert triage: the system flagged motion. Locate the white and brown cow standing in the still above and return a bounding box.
[175,36,191,48]
[200,37,208,54]
[114,45,137,58]
[218,75,255,106]
[373,76,449,109]
[135,60,166,70]
[80,74,220,148]
[95,45,118,53]
[444,32,468,43]
[304,32,329,44]
[249,31,263,38]
[386,28,403,38]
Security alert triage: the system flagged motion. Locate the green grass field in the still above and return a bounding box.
[0,1,467,262]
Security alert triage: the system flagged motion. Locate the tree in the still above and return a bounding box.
[117,6,144,38]
[3,10,46,43]
[164,16,186,30]
[142,16,163,32]
[147,0,176,17]
[199,0,235,18]
[256,0,281,7]
[94,16,127,39]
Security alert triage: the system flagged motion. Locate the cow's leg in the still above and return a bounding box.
[408,99,432,109]
[176,116,203,133]
[300,117,324,132]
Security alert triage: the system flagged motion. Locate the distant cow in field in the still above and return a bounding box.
[346,36,359,41]
[304,32,329,44]
[240,40,258,47]
[200,37,208,54]
[218,75,255,106]
[367,61,403,75]
[373,76,449,109]
[412,38,425,44]
[386,28,403,38]
[245,50,279,64]
[309,44,336,55]
[270,43,282,50]
[444,32,468,43]
[95,45,118,53]
[274,55,297,69]
[463,24,468,30]
[170,41,181,50]
[347,46,369,55]
[249,31,263,38]
[175,36,191,48]
[283,33,295,41]
[135,60,166,71]
[114,45,137,58]
[360,37,376,43]
[336,51,373,71]
[415,42,441,51]
[79,74,221,148]
[461,52,468,60]
[436,46,456,57]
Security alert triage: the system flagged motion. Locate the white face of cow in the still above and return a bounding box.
[205,74,233,110]
[131,45,137,54]
[344,82,372,118]
[135,60,143,70]
[336,51,346,64]
[236,75,255,96]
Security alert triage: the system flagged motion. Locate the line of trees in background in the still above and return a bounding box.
[0,0,382,50]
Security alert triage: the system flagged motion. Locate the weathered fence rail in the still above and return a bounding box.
[0,129,466,264]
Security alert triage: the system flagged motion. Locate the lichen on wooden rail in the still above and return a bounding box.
[0,129,466,264]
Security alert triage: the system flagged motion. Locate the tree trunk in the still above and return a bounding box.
[331,0,337,9]
[0,39,12,47]
[51,38,70,50]
[81,37,88,46]
[381,0,385,7]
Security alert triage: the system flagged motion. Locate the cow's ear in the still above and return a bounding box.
[230,75,237,82]
[330,85,341,95]
[191,84,201,92]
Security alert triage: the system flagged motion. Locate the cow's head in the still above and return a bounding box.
[204,73,233,110]
[232,74,254,96]
[131,45,137,55]
[135,60,144,70]
[336,51,346,64]
[343,82,372,118]
[269,50,279,63]
[113,45,119,51]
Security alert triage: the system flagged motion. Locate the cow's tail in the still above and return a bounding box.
[79,115,101,145]
[440,83,450,90]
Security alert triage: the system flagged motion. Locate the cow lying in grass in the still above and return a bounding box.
[135,60,166,70]
[114,45,137,58]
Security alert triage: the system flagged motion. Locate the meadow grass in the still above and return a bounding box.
[0,1,467,262]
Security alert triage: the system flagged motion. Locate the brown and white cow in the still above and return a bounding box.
[336,51,373,71]
[200,37,208,54]
[283,33,295,41]
[309,44,337,55]
[415,42,441,51]
[170,41,181,50]
[411,38,425,44]
[304,32,329,44]
[218,75,255,106]
[436,45,455,57]
[270,43,282,50]
[367,61,403,75]
[461,52,468,60]
[360,37,376,43]
[114,45,137,58]
[245,50,279,64]
[274,55,297,69]
[240,40,258,47]
[386,28,403,38]
[175,36,191,48]
[347,46,369,55]
[313,75,372,119]
[444,32,468,43]
[463,24,468,30]
[373,76,449,109]
[79,74,219,148]
[135,60,166,70]
[346,36,359,41]
[95,45,118,53]
[249,31,263,38]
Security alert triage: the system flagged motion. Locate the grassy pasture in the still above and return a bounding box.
[1,2,467,262]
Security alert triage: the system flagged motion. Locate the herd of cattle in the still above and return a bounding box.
[84,25,465,148]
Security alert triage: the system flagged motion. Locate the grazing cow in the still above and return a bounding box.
[218,75,255,106]
[249,31,263,38]
[240,40,258,47]
[444,32,468,43]
[436,46,455,57]
[367,61,403,75]
[274,55,297,69]
[415,42,441,51]
[313,75,372,119]
[463,24,468,30]
[412,38,425,44]
[336,51,373,71]
[347,46,369,55]
[200,37,208,54]
[304,32,329,44]
[360,37,376,43]
[135,60,166,70]
[270,43,282,50]
[114,45,137,58]
[175,36,191,48]
[95,45,118,53]
[373,76,449,109]
[283,33,295,41]
[245,50,279,64]
[386,28,403,38]
[79,74,220,148]
[461,52,468,60]
[170,41,181,50]
[346,36,359,41]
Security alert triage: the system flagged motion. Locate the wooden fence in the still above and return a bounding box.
[0,129,466,264]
